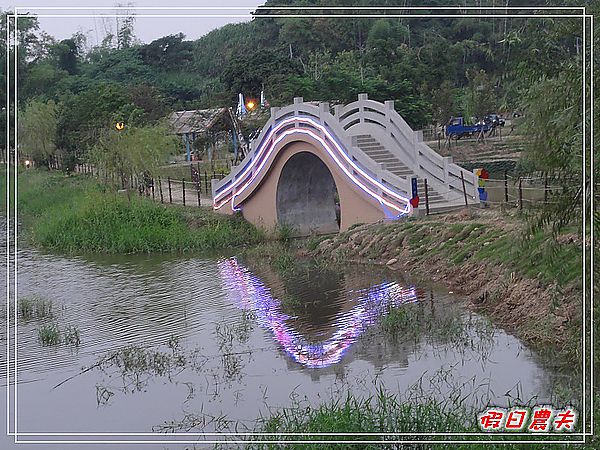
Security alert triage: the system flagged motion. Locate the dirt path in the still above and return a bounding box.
[149,181,213,207]
[426,134,527,164]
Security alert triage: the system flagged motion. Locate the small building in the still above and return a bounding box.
[169,108,245,162]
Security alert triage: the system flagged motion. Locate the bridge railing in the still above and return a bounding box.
[333,94,478,201]
[335,96,416,167]
[213,97,415,206]
[213,95,478,210]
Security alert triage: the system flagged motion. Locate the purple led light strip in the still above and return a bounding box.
[213,116,412,216]
[217,257,418,368]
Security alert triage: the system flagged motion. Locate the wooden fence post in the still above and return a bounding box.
[424,178,430,215]
[168,177,172,204]
[504,170,509,203]
[158,178,164,203]
[544,173,548,203]
[182,179,186,206]
[518,178,523,210]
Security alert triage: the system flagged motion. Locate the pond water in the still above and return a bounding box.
[0,231,577,448]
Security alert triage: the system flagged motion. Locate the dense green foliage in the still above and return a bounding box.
[6,169,263,253]
[1,1,589,159]
[18,99,59,166]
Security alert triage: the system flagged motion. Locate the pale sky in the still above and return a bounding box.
[3,0,265,44]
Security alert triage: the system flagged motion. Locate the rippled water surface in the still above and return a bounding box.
[0,235,574,448]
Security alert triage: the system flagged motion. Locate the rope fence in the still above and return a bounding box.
[29,157,571,214]
[419,169,574,215]
[38,158,228,209]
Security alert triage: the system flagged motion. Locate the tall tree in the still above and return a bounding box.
[431,81,456,126]
[19,99,59,166]
[89,121,178,189]
[52,38,79,74]
[465,69,496,120]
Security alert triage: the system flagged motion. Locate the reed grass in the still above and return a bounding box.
[18,295,53,319]
[38,323,61,346]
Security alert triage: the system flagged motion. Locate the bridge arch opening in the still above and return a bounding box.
[276,151,340,236]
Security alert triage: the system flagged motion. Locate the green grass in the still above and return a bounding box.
[255,393,475,440]
[18,295,53,319]
[38,323,61,346]
[274,222,296,242]
[63,325,81,347]
[473,229,581,286]
[385,219,581,288]
[271,252,296,274]
[251,390,597,449]
[319,214,581,289]
[380,306,414,336]
[241,241,299,275]
[37,323,82,347]
[6,169,264,254]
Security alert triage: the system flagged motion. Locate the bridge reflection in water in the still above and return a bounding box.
[217,257,420,368]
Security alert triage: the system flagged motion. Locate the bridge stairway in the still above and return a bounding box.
[354,134,447,206]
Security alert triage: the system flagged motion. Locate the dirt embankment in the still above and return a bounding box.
[310,209,581,364]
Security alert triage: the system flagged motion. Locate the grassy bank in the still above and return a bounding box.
[250,391,596,449]
[310,209,583,367]
[5,168,263,253]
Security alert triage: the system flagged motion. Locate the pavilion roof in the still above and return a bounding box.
[169,108,230,135]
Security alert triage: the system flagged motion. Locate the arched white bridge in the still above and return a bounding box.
[213,94,479,235]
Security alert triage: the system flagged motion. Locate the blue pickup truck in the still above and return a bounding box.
[445,117,492,140]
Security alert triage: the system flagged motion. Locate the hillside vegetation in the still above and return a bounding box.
[1,1,587,157]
